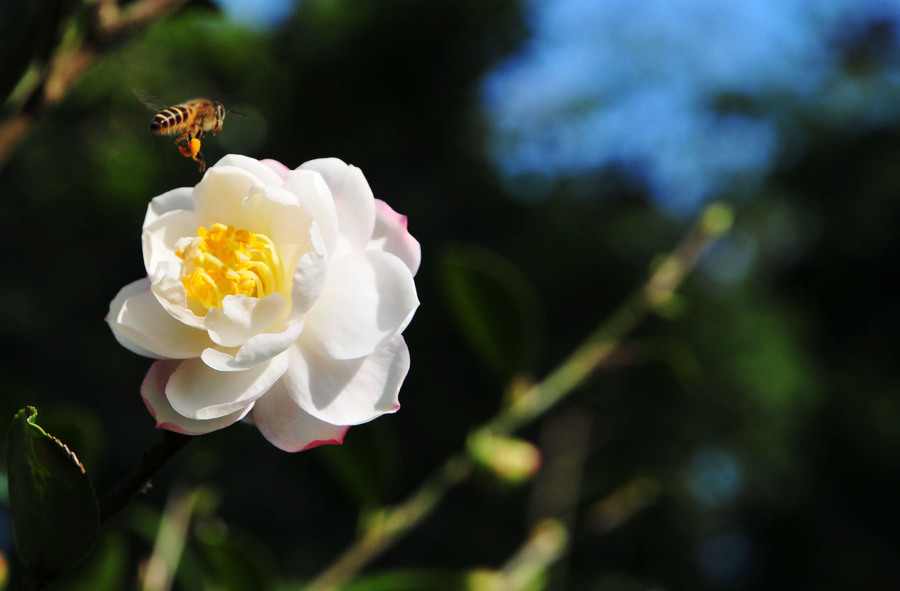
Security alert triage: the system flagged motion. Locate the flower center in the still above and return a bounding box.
[176,223,282,310]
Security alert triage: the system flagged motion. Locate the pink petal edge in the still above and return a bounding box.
[372,199,421,276]
[140,370,194,434]
[261,158,290,180]
[141,359,255,434]
[141,371,197,435]
[299,426,350,451]
[375,199,408,229]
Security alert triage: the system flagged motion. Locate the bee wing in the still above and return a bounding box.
[133,88,167,112]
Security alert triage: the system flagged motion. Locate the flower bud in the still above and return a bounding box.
[468,430,541,485]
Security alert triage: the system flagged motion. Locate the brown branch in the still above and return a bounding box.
[99,430,191,523]
[0,0,189,171]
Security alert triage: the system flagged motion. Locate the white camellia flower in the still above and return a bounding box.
[108,155,420,451]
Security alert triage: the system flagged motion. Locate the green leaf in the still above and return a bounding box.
[439,245,542,380]
[6,406,100,584]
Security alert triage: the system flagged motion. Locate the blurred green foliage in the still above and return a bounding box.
[1,0,900,589]
[440,244,542,380]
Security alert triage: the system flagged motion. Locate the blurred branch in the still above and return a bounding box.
[307,456,473,589]
[586,475,662,536]
[465,520,569,591]
[526,405,593,589]
[99,430,191,522]
[0,0,189,172]
[498,519,568,590]
[304,202,734,590]
[140,486,206,591]
[495,202,734,435]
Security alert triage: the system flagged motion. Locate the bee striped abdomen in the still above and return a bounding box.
[150,106,193,134]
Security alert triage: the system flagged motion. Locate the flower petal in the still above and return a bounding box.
[253,379,349,452]
[109,278,211,359]
[108,278,161,358]
[240,186,315,268]
[260,158,290,180]
[369,199,421,276]
[281,169,339,255]
[150,262,207,329]
[290,240,328,319]
[213,154,286,187]
[201,318,305,371]
[192,166,260,229]
[204,293,286,348]
[144,187,194,226]
[302,250,419,360]
[166,352,289,420]
[142,209,199,277]
[283,336,409,426]
[298,158,375,256]
[142,359,253,434]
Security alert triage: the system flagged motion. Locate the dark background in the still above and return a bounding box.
[2,0,900,589]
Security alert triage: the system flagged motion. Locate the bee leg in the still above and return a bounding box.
[194,149,207,172]
[185,136,205,171]
[174,134,193,158]
[174,135,205,171]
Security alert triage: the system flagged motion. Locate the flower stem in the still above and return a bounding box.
[99,430,191,523]
[304,202,734,589]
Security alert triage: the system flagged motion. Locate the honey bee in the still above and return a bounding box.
[148,98,228,172]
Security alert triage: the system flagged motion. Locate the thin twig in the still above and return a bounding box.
[304,202,734,590]
[0,0,189,171]
[499,519,569,589]
[308,456,473,587]
[99,430,191,523]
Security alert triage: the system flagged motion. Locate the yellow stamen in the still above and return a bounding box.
[177,223,282,311]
